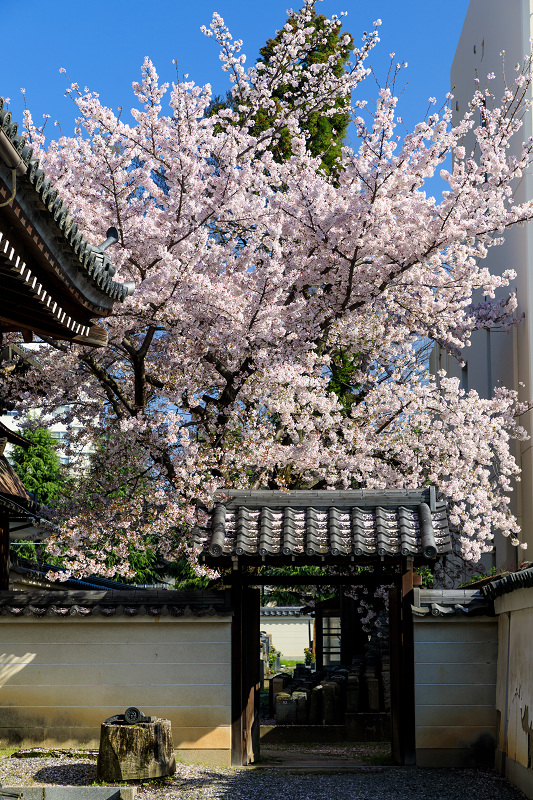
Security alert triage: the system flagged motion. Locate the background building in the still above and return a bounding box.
[439,0,533,571]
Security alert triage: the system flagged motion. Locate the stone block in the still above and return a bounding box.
[275,692,296,724]
[292,691,308,724]
[346,674,359,713]
[309,684,323,725]
[367,676,380,712]
[322,682,337,725]
[1,790,137,800]
[97,720,175,781]
[345,712,391,742]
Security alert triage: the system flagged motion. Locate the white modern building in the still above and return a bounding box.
[0,345,94,473]
[1,408,72,467]
[441,0,533,571]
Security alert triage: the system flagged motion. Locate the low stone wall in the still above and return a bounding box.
[260,609,313,661]
[260,714,391,744]
[0,592,233,766]
[493,586,533,799]
[413,616,498,767]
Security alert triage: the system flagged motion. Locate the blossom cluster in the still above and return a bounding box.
[8,1,533,576]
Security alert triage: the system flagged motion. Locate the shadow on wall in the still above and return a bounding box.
[470,732,496,767]
[0,653,36,684]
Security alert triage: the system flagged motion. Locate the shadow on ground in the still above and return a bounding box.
[32,764,97,786]
[136,766,528,800]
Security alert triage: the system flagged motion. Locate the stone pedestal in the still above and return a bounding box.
[97,719,176,781]
[275,692,296,724]
[309,684,323,724]
[322,682,337,725]
[292,691,308,724]
[346,674,360,713]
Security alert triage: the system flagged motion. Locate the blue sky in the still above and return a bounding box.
[1,0,470,141]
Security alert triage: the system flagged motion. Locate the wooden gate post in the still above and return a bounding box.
[0,508,9,590]
[389,565,416,765]
[243,588,260,764]
[231,574,244,766]
[230,577,260,766]
[401,565,416,765]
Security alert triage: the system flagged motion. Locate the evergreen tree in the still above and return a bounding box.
[207,4,353,173]
[254,6,353,172]
[11,427,64,505]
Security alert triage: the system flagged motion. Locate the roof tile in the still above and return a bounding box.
[198,489,452,565]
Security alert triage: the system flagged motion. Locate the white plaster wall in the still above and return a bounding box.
[414,618,498,766]
[0,616,232,764]
[495,589,533,768]
[451,0,533,567]
[259,615,313,661]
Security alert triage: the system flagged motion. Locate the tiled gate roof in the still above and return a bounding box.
[196,489,452,567]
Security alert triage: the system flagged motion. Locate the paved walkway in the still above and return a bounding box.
[253,741,392,770]
[256,745,390,770]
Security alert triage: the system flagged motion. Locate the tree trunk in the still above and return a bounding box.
[97,719,176,781]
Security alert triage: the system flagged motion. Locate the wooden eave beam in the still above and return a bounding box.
[225,573,394,586]
[0,183,113,319]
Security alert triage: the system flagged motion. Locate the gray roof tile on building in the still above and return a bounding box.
[260,606,304,617]
[0,99,133,310]
[481,566,533,600]
[197,489,452,566]
[0,588,232,618]
[411,587,493,617]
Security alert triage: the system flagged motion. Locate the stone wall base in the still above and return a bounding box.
[416,748,486,768]
[260,715,391,745]
[495,748,533,800]
[417,738,499,769]
[176,749,231,768]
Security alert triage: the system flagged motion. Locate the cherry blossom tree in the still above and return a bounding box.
[6,0,533,577]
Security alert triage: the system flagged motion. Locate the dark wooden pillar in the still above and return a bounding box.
[401,565,416,765]
[389,583,402,764]
[0,508,9,590]
[315,606,324,672]
[231,575,244,766]
[389,565,416,766]
[230,578,260,766]
[243,588,260,764]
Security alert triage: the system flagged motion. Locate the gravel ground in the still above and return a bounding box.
[138,766,527,800]
[0,749,527,800]
[0,750,98,786]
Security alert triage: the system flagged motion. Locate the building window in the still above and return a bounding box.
[461,364,468,393]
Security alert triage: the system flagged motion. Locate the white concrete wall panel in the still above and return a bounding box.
[495,593,533,769]
[259,616,313,661]
[0,617,232,760]
[414,618,498,762]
